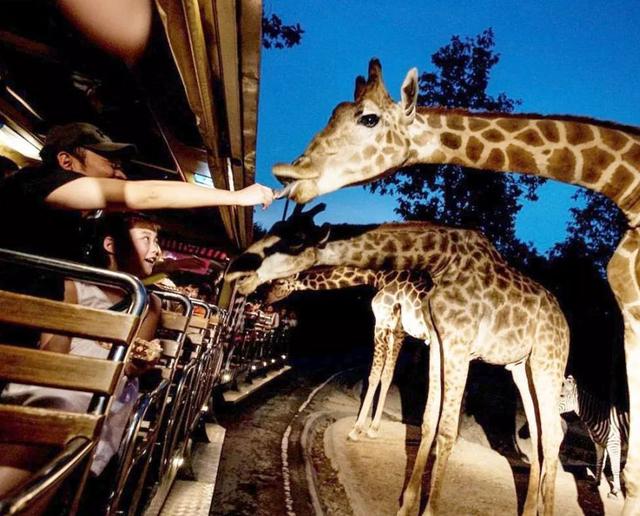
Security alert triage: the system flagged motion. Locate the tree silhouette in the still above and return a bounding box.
[558,190,627,276]
[368,28,542,262]
[262,14,303,49]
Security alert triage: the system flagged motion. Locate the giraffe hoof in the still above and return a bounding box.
[366,427,379,439]
[347,429,361,441]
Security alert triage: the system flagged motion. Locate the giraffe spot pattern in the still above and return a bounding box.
[382,239,398,253]
[602,165,635,202]
[428,114,442,128]
[580,146,614,184]
[465,136,484,163]
[506,144,538,173]
[441,132,462,149]
[486,148,505,169]
[536,120,560,143]
[547,147,576,182]
[565,122,594,145]
[363,145,377,159]
[620,183,640,213]
[468,118,491,131]
[481,128,505,142]
[447,115,465,131]
[496,118,529,132]
[622,143,640,168]
[599,127,629,151]
[515,128,545,147]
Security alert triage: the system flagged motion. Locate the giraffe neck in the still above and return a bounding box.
[315,223,482,275]
[290,266,379,292]
[407,109,640,223]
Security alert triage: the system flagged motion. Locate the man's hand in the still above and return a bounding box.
[236,183,274,209]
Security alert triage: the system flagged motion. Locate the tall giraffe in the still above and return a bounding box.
[272,59,640,514]
[265,266,432,440]
[227,217,570,515]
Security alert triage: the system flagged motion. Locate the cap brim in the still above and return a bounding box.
[85,142,137,157]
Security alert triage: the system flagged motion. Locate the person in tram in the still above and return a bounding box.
[0,212,164,502]
[0,122,274,346]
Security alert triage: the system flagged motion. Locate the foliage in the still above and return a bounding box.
[556,190,627,276]
[368,28,543,262]
[262,14,304,49]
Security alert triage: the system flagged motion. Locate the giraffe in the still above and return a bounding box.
[264,265,432,440]
[271,59,640,514]
[227,214,570,515]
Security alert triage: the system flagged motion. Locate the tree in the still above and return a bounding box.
[262,13,303,49]
[368,29,541,263]
[560,190,626,276]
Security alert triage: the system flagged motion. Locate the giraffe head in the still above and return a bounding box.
[274,58,420,203]
[264,274,299,304]
[225,204,331,295]
[558,375,578,414]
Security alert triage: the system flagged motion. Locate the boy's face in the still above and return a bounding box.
[128,225,161,277]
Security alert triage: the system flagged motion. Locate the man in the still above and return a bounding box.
[0,121,273,264]
[0,123,273,342]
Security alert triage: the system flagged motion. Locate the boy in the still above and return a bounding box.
[0,213,164,499]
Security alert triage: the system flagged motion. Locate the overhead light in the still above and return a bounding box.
[0,124,41,160]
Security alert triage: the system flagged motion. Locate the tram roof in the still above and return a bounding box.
[0,0,263,252]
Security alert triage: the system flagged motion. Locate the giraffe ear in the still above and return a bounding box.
[354,75,366,101]
[400,67,418,124]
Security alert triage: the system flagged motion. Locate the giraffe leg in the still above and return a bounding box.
[607,229,640,515]
[349,325,387,441]
[368,328,404,438]
[510,361,540,516]
[397,333,442,516]
[422,353,470,516]
[532,369,564,516]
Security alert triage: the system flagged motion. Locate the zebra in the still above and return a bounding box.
[559,375,629,498]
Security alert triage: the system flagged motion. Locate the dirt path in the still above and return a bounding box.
[210,365,625,515]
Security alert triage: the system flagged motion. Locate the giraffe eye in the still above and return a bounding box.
[357,114,380,128]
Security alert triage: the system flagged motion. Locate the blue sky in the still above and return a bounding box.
[254,1,640,253]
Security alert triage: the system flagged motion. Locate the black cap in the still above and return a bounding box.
[40,123,137,164]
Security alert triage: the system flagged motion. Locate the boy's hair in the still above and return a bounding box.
[86,212,160,268]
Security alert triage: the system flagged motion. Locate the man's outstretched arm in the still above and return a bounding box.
[45,178,274,210]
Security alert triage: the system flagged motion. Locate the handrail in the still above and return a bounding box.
[104,378,170,515]
[0,248,148,317]
[0,437,94,516]
[190,299,211,319]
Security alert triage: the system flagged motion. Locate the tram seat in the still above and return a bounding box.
[0,249,147,516]
[101,308,190,516]
[131,291,193,515]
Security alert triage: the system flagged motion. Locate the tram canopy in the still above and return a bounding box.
[0,0,263,250]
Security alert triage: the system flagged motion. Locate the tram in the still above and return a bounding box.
[0,2,291,514]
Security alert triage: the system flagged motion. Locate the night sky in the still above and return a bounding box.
[254,0,640,253]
